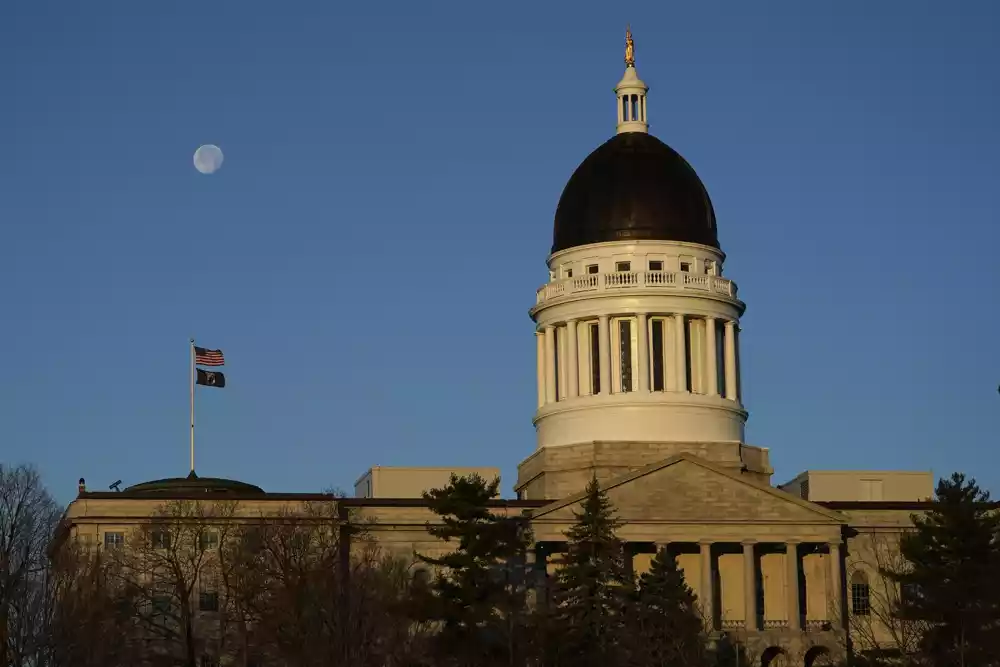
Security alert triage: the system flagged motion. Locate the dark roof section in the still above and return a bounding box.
[552,132,718,254]
[115,471,265,497]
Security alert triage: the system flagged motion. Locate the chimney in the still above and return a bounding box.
[78,478,86,494]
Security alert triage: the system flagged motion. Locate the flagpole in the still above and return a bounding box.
[190,338,196,474]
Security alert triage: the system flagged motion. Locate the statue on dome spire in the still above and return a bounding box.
[624,26,635,67]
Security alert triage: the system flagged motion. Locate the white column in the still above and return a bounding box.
[705,317,719,397]
[566,319,579,398]
[544,326,557,404]
[724,320,738,401]
[743,541,758,631]
[829,541,843,629]
[699,541,714,630]
[598,315,611,396]
[786,541,801,630]
[673,313,687,392]
[636,313,649,392]
[535,331,545,409]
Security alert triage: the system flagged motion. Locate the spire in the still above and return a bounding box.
[615,27,649,134]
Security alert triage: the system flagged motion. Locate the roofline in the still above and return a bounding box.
[352,466,502,488]
[818,500,979,511]
[74,491,546,508]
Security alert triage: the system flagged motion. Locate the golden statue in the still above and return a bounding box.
[625,26,635,67]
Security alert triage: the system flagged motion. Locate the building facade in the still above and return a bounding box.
[60,33,934,667]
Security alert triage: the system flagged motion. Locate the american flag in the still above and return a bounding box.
[194,346,225,367]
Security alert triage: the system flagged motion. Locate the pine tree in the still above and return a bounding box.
[549,475,633,667]
[886,472,1000,667]
[627,546,707,667]
[414,473,535,667]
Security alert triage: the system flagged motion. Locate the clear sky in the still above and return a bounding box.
[2,1,998,505]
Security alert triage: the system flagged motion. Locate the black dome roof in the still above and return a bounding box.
[123,471,264,496]
[552,132,718,253]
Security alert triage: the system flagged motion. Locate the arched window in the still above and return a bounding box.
[851,571,871,616]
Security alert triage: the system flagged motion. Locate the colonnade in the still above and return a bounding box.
[535,538,844,633]
[536,313,740,407]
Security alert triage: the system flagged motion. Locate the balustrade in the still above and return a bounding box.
[535,269,737,305]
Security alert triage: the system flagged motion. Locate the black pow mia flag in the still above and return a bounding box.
[196,369,226,389]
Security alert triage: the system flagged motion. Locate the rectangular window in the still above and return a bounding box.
[651,319,664,391]
[648,260,663,271]
[566,269,573,278]
[151,529,171,550]
[680,261,691,272]
[199,590,219,612]
[151,594,172,615]
[587,264,599,275]
[104,532,124,548]
[615,261,631,272]
[851,583,871,616]
[860,479,884,501]
[618,319,633,393]
[200,531,219,550]
[590,323,601,394]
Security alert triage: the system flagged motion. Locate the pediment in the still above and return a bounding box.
[530,453,845,525]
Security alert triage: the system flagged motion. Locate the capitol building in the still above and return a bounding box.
[61,34,933,667]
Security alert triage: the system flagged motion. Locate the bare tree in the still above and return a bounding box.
[232,500,426,667]
[846,529,928,666]
[45,540,143,667]
[0,464,60,667]
[106,499,240,667]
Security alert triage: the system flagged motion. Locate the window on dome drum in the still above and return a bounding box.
[587,264,599,275]
[680,262,691,273]
[589,323,601,394]
[650,318,664,391]
[851,572,871,616]
[648,260,663,272]
[616,261,631,272]
[615,318,635,393]
[684,318,698,393]
[104,532,124,548]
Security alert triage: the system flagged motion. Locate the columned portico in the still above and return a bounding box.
[532,535,845,639]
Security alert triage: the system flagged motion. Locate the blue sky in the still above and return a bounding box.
[2,1,998,504]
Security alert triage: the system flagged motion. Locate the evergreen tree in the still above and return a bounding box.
[886,472,1000,667]
[627,546,707,667]
[414,473,535,667]
[549,475,633,667]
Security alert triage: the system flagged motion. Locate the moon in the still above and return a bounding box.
[193,144,224,175]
